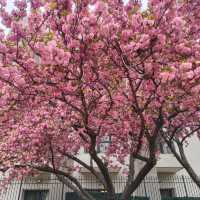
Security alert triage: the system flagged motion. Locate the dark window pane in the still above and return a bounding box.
[24,190,48,200]
[157,142,172,154]
[96,136,111,153]
[160,188,174,197]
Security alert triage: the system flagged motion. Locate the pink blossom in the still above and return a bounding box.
[0,0,199,192]
[0,0,6,7]
[181,62,192,70]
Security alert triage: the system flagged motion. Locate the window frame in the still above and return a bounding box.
[96,136,112,153]
[160,188,175,198]
[23,189,49,200]
[84,136,112,153]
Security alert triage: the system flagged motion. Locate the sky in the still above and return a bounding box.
[5,0,14,12]
[124,0,148,10]
[142,0,148,10]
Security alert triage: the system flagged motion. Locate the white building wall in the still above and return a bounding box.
[158,174,200,197]
[177,135,200,175]
[0,135,200,200]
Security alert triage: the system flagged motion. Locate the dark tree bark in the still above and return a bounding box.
[165,138,200,189]
[120,136,157,200]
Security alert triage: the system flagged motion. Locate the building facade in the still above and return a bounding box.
[0,138,200,200]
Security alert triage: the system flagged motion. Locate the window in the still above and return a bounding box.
[66,190,107,200]
[159,142,172,154]
[65,192,79,200]
[84,136,111,153]
[157,139,175,154]
[160,188,175,198]
[24,190,48,200]
[96,136,111,153]
[85,188,107,192]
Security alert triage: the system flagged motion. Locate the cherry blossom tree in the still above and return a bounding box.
[158,0,200,190]
[0,0,200,200]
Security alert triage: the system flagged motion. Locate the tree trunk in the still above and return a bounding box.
[120,158,156,200]
[57,175,96,200]
[89,143,115,198]
[169,142,200,189]
[181,158,200,189]
[120,134,158,200]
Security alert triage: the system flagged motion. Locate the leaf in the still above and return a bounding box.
[161,66,173,72]
[49,2,57,10]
